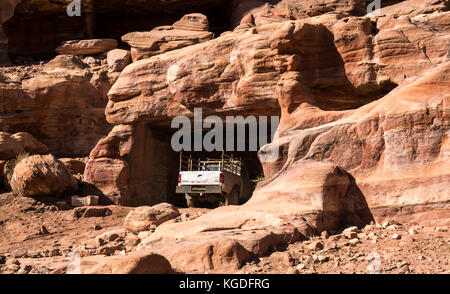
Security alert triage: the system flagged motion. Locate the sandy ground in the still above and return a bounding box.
[0,194,448,274]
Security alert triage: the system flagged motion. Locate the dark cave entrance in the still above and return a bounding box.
[132,116,274,207]
[3,0,235,63]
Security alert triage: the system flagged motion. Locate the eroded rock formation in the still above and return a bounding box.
[0,0,448,275]
[0,131,48,160]
[56,39,118,55]
[10,154,77,198]
[0,55,113,157]
[122,13,214,61]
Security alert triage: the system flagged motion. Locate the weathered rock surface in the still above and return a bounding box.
[173,13,210,31]
[134,160,372,272]
[232,0,368,28]
[0,0,21,65]
[56,39,118,56]
[122,13,214,62]
[96,229,126,247]
[59,158,86,175]
[1,0,449,274]
[43,55,86,71]
[84,124,179,205]
[84,251,173,274]
[0,56,113,157]
[0,132,48,160]
[106,49,131,72]
[73,206,112,218]
[10,154,77,198]
[125,203,180,234]
[86,1,449,217]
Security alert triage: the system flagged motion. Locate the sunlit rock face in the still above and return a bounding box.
[0,0,448,225]
[83,0,449,227]
[122,13,214,62]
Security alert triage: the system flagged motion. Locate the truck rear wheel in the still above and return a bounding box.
[185,194,200,208]
[225,186,240,205]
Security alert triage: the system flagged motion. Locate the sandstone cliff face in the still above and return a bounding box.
[83,0,449,226]
[0,0,448,232]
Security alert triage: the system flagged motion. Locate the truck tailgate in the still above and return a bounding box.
[179,171,221,185]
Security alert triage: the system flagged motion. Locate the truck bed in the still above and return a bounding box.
[178,171,222,185]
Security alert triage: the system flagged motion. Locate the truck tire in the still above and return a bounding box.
[225,186,240,205]
[185,194,200,208]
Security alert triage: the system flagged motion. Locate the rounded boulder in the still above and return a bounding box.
[125,203,180,234]
[10,154,77,198]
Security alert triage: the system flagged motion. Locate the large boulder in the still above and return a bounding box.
[106,49,131,72]
[125,203,180,234]
[0,132,48,161]
[56,39,118,55]
[10,154,77,198]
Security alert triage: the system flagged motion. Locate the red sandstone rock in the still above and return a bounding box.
[73,206,113,218]
[128,160,372,272]
[59,158,86,175]
[0,0,21,65]
[56,39,118,56]
[106,49,131,72]
[232,0,368,28]
[0,0,449,275]
[124,203,180,234]
[267,62,450,224]
[121,13,214,62]
[43,55,86,71]
[85,3,449,226]
[0,58,112,157]
[0,132,48,161]
[84,124,179,206]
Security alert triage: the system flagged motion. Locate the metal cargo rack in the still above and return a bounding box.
[179,151,243,176]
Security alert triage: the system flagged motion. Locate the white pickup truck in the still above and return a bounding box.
[176,153,253,207]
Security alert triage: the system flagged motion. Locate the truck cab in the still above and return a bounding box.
[176,152,254,207]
